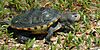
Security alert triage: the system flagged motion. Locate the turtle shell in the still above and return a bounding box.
[10,8,61,32]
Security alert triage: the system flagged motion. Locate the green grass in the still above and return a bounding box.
[0,0,100,50]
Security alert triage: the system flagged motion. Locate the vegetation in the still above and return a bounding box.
[0,0,100,50]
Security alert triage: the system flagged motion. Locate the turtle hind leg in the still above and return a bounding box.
[17,35,30,44]
[45,22,62,44]
[15,32,34,44]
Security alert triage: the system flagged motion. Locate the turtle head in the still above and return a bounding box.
[61,12,80,24]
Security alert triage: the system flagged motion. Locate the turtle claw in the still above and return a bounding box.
[45,39,52,44]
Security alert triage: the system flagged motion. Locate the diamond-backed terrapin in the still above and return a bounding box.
[1,7,80,44]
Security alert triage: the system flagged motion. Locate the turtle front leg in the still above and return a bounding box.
[45,27,54,44]
[45,22,62,44]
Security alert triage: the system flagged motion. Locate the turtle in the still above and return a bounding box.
[1,7,80,44]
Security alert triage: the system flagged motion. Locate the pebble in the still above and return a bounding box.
[97,20,100,26]
[0,39,5,44]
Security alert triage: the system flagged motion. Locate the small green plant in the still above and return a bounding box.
[35,46,41,50]
[67,32,74,43]
[63,32,75,48]
[96,28,100,34]
[51,44,57,50]
[94,37,100,46]
[86,36,92,48]
[0,31,3,36]
[0,0,11,18]
[25,38,35,50]
[57,36,61,44]
[0,45,8,50]
[11,47,17,50]
[73,37,80,49]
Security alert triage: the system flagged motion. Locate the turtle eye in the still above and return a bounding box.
[72,13,77,17]
[74,15,77,17]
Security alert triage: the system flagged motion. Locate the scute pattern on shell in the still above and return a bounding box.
[11,8,60,28]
